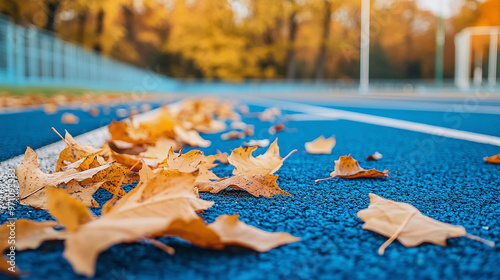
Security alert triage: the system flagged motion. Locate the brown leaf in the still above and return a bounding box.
[57,171,213,276]
[54,129,101,171]
[198,174,290,198]
[366,152,383,161]
[61,113,79,124]
[108,120,154,145]
[216,150,229,164]
[65,181,101,208]
[228,139,296,176]
[140,138,181,161]
[315,155,388,183]
[16,147,113,209]
[47,187,94,232]
[174,126,211,147]
[305,136,335,154]
[357,193,494,255]
[484,153,500,164]
[163,214,299,252]
[268,123,286,134]
[221,130,246,140]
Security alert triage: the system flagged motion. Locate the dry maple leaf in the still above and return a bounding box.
[315,155,388,183]
[366,151,383,161]
[357,193,495,255]
[244,139,270,148]
[46,169,214,277]
[484,153,500,164]
[221,130,246,140]
[64,180,102,207]
[159,148,219,183]
[305,136,335,154]
[163,214,300,252]
[108,120,154,145]
[140,138,181,161]
[228,139,296,176]
[198,174,290,198]
[16,147,113,209]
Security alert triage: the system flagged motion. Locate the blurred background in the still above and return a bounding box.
[0,0,499,92]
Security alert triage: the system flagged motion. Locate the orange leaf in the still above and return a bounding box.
[357,193,494,255]
[228,139,296,176]
[315,155,388,182]
[47,187,94,232]
[484,153,500,164]
[198,174,290,198]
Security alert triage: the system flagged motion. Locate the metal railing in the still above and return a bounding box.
[0,14,178,92]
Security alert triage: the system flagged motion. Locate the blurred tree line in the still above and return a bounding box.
[0,0,498,80]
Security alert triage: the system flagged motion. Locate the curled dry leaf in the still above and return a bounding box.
[163,214,300,252]
[315,155,388,183]
[53,128,101,171]
[305,136,335,154]
[198,174,290,198]
[244,139,270,148]
[59,170,213,277]
[228,139,296,176]
[484,153,500,164]
[216,150,229,164]
[140,138,181,161]
[16,147,113,209]
[259,107,281,121]
[159,148,219,183]
[174,126,211,147]
[366,152,383,161]
[357,193,495,255]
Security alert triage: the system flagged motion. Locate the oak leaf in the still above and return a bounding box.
[228,139,296,176]
[198,174,290,198]
[357,193,495,255]
[315,155,388,183]
[16,147,113,209]
[305,136,335,154]
[484,153,500,164]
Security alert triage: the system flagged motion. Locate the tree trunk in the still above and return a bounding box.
[45,1,60,32]
[77,11,88,44]
[285,11,298,80]
[93,10,105,53]
[314,0,331,80]
[123,6,135,42]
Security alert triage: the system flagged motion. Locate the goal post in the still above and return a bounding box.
[455,26,500,90]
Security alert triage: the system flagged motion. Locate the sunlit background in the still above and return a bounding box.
[0,0,498,91]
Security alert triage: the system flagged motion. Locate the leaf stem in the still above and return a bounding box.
[378,211,416,255]
[466,233,495,247]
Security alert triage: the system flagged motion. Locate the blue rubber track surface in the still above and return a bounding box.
[0,102,165,161]
[2,102,500,280]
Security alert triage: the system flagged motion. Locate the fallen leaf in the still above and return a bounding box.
[198,174,290,198]
[44,103,58,115]
[140,138,181,161]
[47,187,94,232]
[61,112,79,124]
[16,147,113,209]
[53,128,101,171]
[305,136,335,154]
[174,126,211,147]
[216,150,229,164]
[269,123,286,134]
[65,180,102,207]
[244,139,270,148]
[484,153,500,164]
[366,152,383,161]
[259,107,281,121]
[357,193,495,255]
[228,139,296,176]
[89,108,99,117]
[163,214,300,252]
[108,120,154,145]
[315,155,388,183]
[221,131,246,140]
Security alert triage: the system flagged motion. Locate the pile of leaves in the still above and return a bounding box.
[1,97,496,278]
[1,98,301,277]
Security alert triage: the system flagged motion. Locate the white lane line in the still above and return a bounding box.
[301,100,500,115]
[245,98,500,147]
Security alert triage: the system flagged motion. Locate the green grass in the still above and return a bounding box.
[0,86,139,96]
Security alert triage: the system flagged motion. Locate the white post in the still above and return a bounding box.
[360,0,370,93]
[488,28,498,86]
